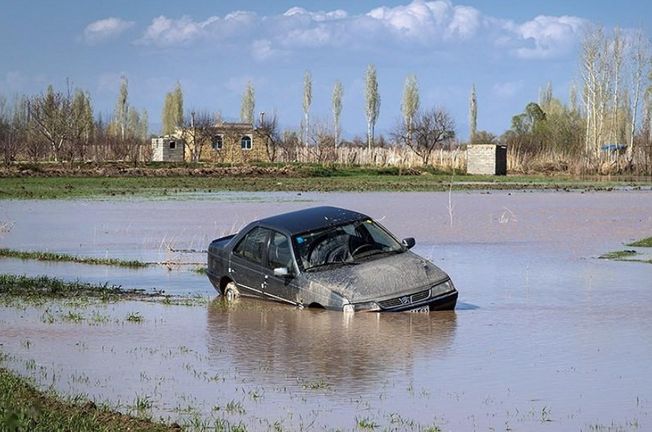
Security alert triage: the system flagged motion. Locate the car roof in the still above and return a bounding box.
[256,206,370,235]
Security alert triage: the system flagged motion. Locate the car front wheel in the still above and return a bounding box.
[224,281,239,301]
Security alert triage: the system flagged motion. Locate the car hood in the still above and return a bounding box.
[302,251,449,303]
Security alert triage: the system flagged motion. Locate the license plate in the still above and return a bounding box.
[408,305,430,313]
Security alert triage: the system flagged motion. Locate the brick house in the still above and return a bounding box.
[177,122,270,163]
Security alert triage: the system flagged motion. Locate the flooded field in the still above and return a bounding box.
[1,190,652,431]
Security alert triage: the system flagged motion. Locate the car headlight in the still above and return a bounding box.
[434,279,454,291]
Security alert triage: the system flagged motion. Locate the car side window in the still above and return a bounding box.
[268,231,293,270]
[233,227,269,265]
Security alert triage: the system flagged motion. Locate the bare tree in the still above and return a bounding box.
[581,26,611,160]
[68,89,94,161]
[181,110,214,162]
[308,118,336,163]
[365,64,380,150]
[257,112,281,161]
[279,130,300,162]
[627,29,650,163]
[394,108,456,166]
[240,81,255,124]
[302,71,312,146]
[28,85,70,162]
[0,96,26,164]
[332,80,343,147]
[611,28,625,144]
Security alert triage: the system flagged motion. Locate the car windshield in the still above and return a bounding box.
[293,219,404,272]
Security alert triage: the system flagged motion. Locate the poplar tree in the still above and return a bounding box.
[113,76,129,140]
[162,82,183,135]
[240,81,255,124]
[469,84,477,142]
[365,64,380,149]
[303,71,312,145]
[401,75,419,142]
[332,80,343,147]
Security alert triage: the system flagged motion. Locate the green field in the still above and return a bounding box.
[1,166,646,199]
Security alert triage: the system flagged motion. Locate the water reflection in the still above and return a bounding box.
[206,298,457,392]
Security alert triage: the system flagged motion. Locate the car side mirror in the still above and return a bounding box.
[273,267,292,277]
[402,237,416,250]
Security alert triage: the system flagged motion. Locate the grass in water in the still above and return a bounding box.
[0,367,177,431]
[126,312,144,323]
[0,274,161,302]
[599,250,639,260]
[627,236,652,247]
[192,266,207,275]
[599,249,652,264]
[0,248,148,268]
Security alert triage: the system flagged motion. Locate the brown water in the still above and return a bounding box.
[1,190,652,431]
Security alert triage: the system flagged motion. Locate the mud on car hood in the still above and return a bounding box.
[302,251,450,303]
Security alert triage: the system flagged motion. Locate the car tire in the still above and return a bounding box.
[224,281,239,301]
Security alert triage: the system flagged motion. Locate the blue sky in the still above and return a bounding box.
[1,0,651,139]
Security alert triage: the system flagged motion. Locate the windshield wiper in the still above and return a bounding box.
[305,260,359,272]
[354,249,402,260]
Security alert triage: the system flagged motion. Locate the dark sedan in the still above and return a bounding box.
[206,206,457,312]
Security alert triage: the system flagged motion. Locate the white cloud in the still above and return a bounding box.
[510,15,586,59]
[447,5,481,39]
[134,1,585,61]
[367,1,451,42]
[283,7,347,22]
[83,17,134,44]
[139,12,256,46]
[251,39,276,61]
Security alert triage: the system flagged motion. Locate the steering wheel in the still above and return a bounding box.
[351,243,375,256]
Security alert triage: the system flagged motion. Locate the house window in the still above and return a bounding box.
[240,135,252,150]
[212,135,223,150]
[169,141,176,149]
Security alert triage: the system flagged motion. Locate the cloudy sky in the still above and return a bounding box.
[1,0,650,139]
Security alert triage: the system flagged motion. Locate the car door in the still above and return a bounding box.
[262,230,300,305]
[229,226,271,297]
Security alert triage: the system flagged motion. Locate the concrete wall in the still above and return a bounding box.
[151,137,185,162]
[467,144,507,175]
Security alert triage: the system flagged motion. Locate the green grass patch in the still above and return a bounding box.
[126,312,143,323]
[627,236,652,247]
[0,274,160,302]
[192,266,207,275]
[0,169,645,199]
[0,367,177,431]
[0,248,148,268]
[598,250,652,264]
[599,250,639,260]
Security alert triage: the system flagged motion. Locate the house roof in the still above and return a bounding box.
[214,122,253,130]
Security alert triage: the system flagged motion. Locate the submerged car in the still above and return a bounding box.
[207,206,457,312]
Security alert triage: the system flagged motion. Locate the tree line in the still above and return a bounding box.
[2,24,651,173]
[497,26,652,173]
[0,77,148,165]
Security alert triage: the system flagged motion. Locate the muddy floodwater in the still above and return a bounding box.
[1,190,652,431]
